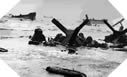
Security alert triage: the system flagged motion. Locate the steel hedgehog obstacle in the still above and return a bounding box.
[1,0,127,77]
[103,19,127,43]
[29,15,108,49]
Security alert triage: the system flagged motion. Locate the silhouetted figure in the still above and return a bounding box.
[28,28,46,45]
[54,33,65,43]
[78,33,86,43]
[119,25,124,31]
[46,37,56,46]
[84,36,93,46]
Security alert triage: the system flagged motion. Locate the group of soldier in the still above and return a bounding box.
[28,17,127,54]
[28,28,108,49]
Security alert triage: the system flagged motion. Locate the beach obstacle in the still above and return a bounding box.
[103,19,127,44]
[52,17,89,47]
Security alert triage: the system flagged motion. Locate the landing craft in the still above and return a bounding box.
[11,12,36,21]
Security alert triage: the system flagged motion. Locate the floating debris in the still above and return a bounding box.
[0,48,8,52]
[46,66,87,77]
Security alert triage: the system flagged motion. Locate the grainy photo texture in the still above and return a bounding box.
[0,0,127,77]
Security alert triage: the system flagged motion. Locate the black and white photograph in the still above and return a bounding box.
[0,0,127,77]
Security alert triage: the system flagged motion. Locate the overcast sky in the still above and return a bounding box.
[9,0,122,25]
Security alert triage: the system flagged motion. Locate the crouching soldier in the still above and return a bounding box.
[78,33,86,45]
[28,28,46,45]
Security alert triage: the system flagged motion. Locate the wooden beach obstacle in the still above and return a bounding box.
[46,66,87,77]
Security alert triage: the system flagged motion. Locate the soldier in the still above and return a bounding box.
[84,36,108,48]
[119,25,124,31]
[29,28,46,45]
[84,36,93,46]
[78,33,86,44]
[47,37,56,46]
[54,33,65,43]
